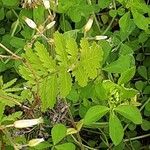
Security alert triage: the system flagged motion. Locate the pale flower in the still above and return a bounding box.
[24,17,37,29]
[46,21,56,30]
[28,138,44,147]
[43,0,50,9]
[14,117,43,128]
[84,17,94,32]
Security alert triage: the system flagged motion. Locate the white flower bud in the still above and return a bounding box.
[95,35,108,40]
[28,138,44,147]
[24,17,37,29]
[14,117,43,129]
[43,0,50,9]
[84,17,94,33]
[46,21,56,30]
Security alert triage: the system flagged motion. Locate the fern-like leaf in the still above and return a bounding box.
[40,75,57,111]
[80,38,103,79]
[54,32,68,66]
[72,63,88,87]
[34,42,56,72]
[58,68,72,97]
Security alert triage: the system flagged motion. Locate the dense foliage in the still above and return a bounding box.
[0,0,150,149]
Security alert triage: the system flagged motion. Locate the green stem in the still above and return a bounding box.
[0,43,22,60]
[140,97,150,111]
[86,0,101,33]
[71,135,97,150]
[124,134,150,142]
[102,16,115,35]
[64,99,85,150]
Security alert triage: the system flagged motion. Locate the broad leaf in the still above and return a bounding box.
[55,143,75,150]
[103,55,132,73]
[115,105,142,124]
[118,67,136,84]
[51,124,67,145]
[132,9,149,30]
[137,66,147,80]
[109,113,124,146]
[119,12,135,35]
[84,105,109,125]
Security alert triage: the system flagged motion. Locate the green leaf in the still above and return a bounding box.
[119,44,133,56]
[32,142,52,149]
[72,63,88,87]
[84,105,109,125]
[119,12,135,34]
[2,78,17,89]
[67,87,79,103]
[103,55,132,73]
[66,37,78,63]
[135,81,145,91]
[132,9,149,30]
[2,0,19,7]
[60,17,72,32]
[34,42,56,72]
[10,37,25,48]
[98,0,111,9]
[58,69,72,97]
[141,119,150,131]
[0,8,5,20]
[109,113,124,146]
[0,102,5,121]
[115,105,142,124]
[80,38,103,79]
[40,75,57,111]
[137,66,147,79]
[95,83,107,100]
[54,32,68,66]
[55,143,75,150]
[118,67,136,84]
[143,86,150,94]
[1,111,22,123]
[51,124,67,145]
[99,40,111,64]
[33,5,45,25]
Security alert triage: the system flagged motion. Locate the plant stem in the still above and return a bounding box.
[140,97,150,111]
[71,135,98,150]
[64,99,85,150]
[102,16,115,35]
[0,43,22,60]
[124,134,150,142]
[86,0,101,33]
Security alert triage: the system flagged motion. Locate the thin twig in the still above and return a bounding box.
[124,134,150,142]
[0,43,22,60]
